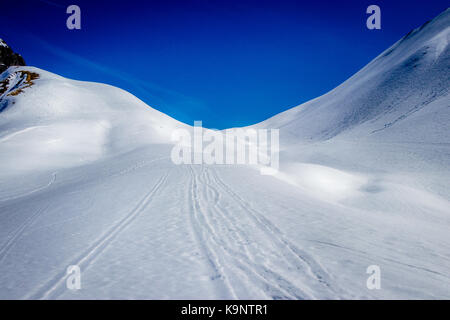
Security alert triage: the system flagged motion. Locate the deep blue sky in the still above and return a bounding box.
[2,0,448,128]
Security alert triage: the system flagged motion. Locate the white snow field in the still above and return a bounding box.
[0,9,449,299]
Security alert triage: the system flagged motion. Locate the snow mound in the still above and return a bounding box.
[0,66,187,174]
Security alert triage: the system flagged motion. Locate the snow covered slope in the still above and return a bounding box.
[0,66,187,174]
[255,8,449,144]
[0,9,449,300]
[252,8,450,202]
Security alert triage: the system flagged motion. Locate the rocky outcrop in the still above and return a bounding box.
[0,39,26,73]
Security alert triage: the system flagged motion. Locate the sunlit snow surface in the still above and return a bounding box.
[0,10,449,299]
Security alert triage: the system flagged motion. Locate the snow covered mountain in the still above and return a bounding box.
[0,9,449,299]
[251,8,450,205]
[256,8,449,144]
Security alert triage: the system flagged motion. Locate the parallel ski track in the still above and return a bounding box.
[0,204,49,263]
[27,171,169,300]
[187,165,346,299]
[208,167,345,298]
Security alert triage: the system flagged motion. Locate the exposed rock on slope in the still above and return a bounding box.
[0,39,26,73]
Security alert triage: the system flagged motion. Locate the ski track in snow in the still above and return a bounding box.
[185,165,348,299]
[0,172,57,203]
[26,171,169,300]
[0,205,49,264]
[186,165,238,299]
